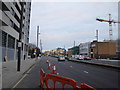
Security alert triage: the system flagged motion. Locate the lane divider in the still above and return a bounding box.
[68,59,120,70]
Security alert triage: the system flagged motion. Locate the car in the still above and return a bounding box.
[84,56,91,60]
[58,55,65,61]
[111,56,120,60]
[77,56,84,60]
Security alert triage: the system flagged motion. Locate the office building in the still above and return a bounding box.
[79,42,91,57]
[0,1,31,61]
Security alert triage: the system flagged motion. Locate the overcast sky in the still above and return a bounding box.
[29,1,119,51]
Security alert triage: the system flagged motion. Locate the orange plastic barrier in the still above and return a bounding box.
[40,68,45,88]
[45,73,80,89]
[40,68,96,90]
[81,83,96,90]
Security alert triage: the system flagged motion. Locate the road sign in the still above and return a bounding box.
[18,42,22,47]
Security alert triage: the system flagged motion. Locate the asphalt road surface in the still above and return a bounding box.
[14,56,119,89]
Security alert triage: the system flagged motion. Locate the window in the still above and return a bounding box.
[91,49,93,52]
[8,35,15,49]
[2,31,7,47]
[10,20,14,28]
[11,7,15,16]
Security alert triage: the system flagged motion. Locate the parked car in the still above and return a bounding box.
[58,55,65,61]
[77,56,84,60]
[84,56,91,60]
[111,56,120,60]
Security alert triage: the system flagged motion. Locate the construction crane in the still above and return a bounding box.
[96,14,120,41]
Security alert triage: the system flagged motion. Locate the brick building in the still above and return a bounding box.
[90,41,116,59]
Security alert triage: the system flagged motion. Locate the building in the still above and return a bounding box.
[48,48,66,56]
[67,46,79,58]
[79,42,90,57]
[72,46,79,55]
[0,1,31,61]
[67,48,72,57]
[90,41,116,59]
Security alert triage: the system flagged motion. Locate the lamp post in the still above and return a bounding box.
[17,2,24,71]
[96,30,98,59]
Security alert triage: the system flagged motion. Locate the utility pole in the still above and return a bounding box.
[17,2,24,71]
[108,14,112,41]
[37,26,39,47]
[40,39,42,54]
[39,26,42,54]
[64,45,66,56]
[74,41,75,58]
[96,30,98,59]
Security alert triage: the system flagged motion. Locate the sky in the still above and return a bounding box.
[29,0,119,52]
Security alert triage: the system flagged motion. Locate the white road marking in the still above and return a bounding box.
[70,66,73,68]
[84,71,88,73]
[12,66,33,88]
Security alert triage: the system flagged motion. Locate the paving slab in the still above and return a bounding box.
[2,58,38,88]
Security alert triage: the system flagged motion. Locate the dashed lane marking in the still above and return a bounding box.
[84,71,88,73]
[70,66,73,68]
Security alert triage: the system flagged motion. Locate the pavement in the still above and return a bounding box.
[2,57,40,89]
[0,62,2,90]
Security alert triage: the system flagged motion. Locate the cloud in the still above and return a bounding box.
[29,2,118,50]
[31,0,120,2]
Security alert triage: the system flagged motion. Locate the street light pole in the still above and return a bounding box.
[37,26,39,47]
[74,41,75,58]
[17,2,24,71]
[96,30,98,59]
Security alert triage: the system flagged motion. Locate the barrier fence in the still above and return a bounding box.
[40,68,96,90]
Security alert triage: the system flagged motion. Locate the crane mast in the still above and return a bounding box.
[96,14,120,41]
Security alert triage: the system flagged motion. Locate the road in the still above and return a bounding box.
[14,56,119,89]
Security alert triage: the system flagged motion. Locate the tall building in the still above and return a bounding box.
[0,1,31,61]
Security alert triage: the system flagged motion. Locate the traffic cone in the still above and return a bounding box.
[46,60,49,63]
[48,62,51,70]
[52,64,57,74]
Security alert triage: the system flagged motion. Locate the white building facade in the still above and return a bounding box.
[79,42,91,57]
[0,1,31,62]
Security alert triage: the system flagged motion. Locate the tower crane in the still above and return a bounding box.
[96,14,120,41]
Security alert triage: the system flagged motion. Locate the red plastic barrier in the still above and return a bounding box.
[45,73,80,89]
[40,68,96,90]
[81,83,96,90]
[40,68,45,88]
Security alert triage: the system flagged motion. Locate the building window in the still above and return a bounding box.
[2,2,9,11]
[16,40,18,50]
[10,20,14,28]
[15,3,20,14]
[8,35,15,49]
[11,7,15,16]
[2,31,7,47]
[91,49,93,52]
